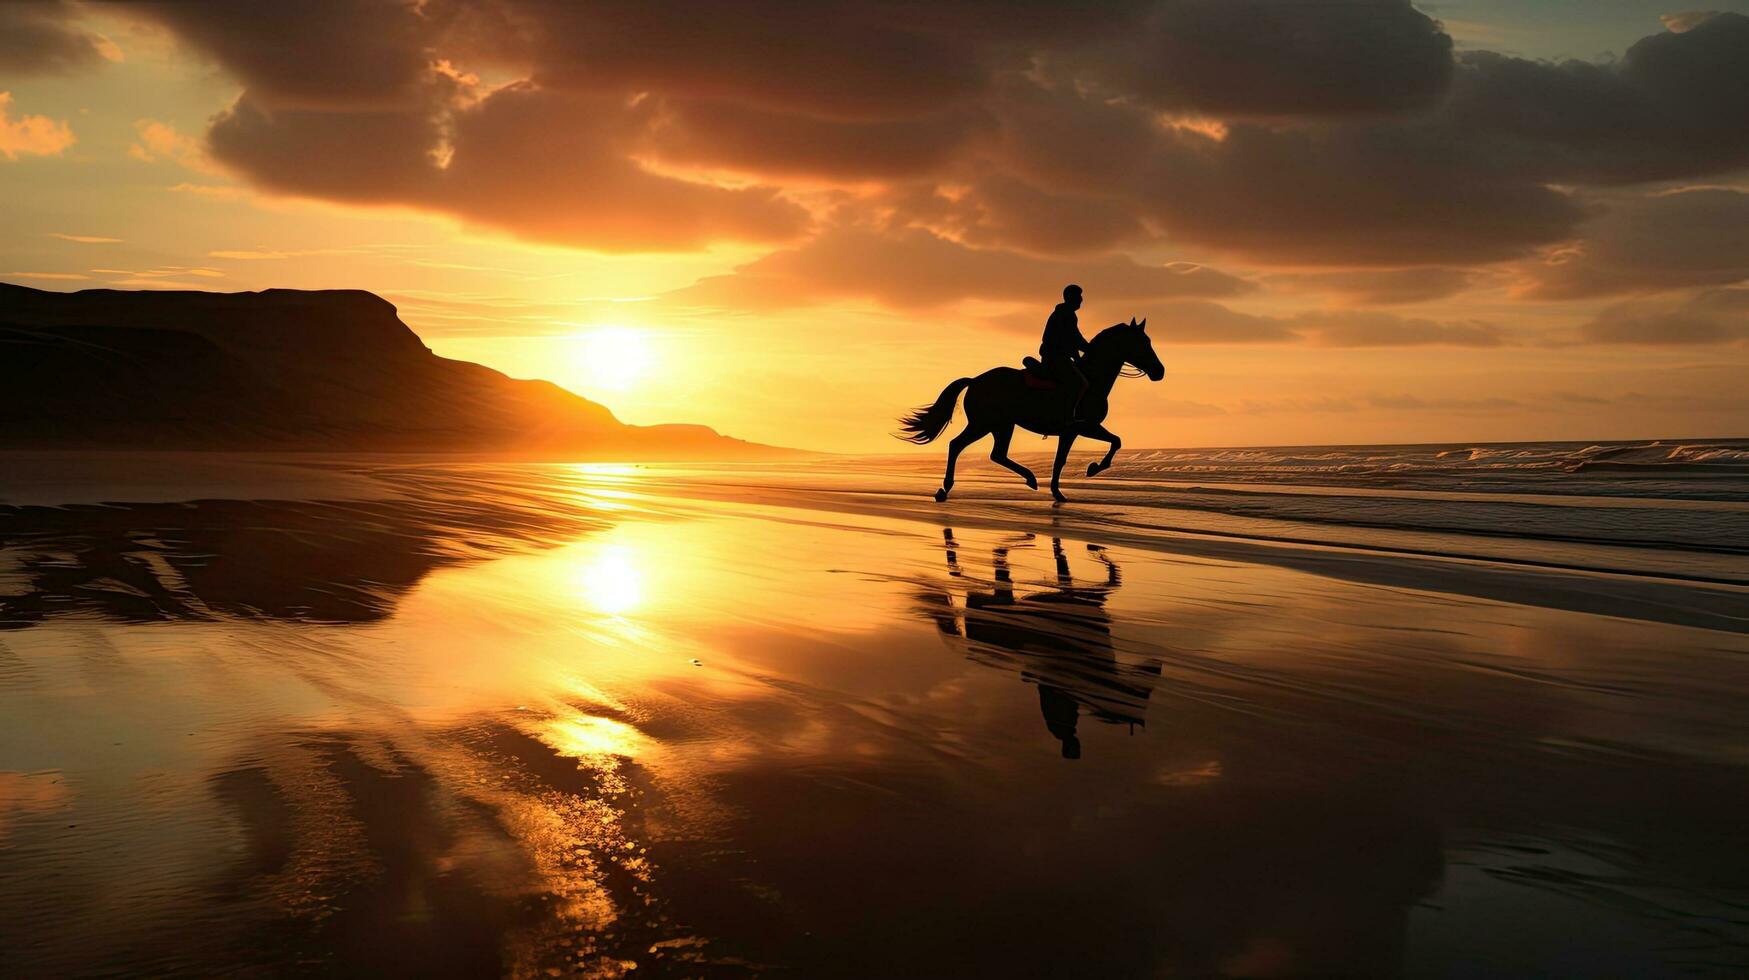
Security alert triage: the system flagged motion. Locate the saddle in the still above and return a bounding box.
[1021,356,1056,390]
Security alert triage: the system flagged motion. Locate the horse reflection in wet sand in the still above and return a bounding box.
[916,528,1163,759]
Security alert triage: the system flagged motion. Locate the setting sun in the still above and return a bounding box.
[575,326,651,391]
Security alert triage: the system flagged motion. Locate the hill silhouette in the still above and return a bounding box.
[0,282,796,457]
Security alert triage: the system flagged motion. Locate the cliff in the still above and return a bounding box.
[0,283,796,458]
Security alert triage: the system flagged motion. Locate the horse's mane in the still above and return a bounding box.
[1089,322,1141,346]
[1090,322,1150,378]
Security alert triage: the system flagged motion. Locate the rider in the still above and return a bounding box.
[1041,283,1089,423]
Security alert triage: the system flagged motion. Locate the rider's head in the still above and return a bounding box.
[1063,284,1082,310]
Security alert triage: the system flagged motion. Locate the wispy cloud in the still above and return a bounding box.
[207,249,298,260]
[49,232,120,244]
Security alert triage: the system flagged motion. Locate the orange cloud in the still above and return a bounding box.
[0,92,75,160]
[666,225,1251,311]
[128,118,218,173]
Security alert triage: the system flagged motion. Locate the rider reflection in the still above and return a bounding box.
[920,528,1161,759]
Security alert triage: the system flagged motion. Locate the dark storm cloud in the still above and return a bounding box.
[514,1,992,121]
[1134,122,1588,265]
[108,2,1749,273]
[208,84,807,250]
[207,91,445,200]
[1446,13,1749,184]
[1090,0,1455,117]
[131,0,433,108]
[0,0,110,75]
[1519,188,1749,300]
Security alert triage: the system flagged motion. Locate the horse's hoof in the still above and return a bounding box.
[934,488,948,503]
[1086,462,1102,477]
[1025,476,1039,490]
[1052,491,1068,504]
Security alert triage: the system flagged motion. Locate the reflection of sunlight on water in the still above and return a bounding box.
[568,463,642,478]
[546,714,646,762]
[561,463,648,512]
[577,545,642,615]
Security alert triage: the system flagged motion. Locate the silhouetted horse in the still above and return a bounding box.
[897,318,1165,502]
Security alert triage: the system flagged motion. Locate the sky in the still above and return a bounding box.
[1,1,1746,453]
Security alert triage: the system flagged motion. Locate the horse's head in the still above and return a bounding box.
[1117,317,1165,381]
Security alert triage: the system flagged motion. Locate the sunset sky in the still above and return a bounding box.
[3,0,1746,452]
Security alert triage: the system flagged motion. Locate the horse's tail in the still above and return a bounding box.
[895,377,973,444]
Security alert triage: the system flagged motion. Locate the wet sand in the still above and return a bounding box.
[1,456,1745,977]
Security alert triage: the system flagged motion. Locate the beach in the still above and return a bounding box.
[2,444,1746,977]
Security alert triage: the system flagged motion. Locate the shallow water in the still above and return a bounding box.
[1,450,1746,977]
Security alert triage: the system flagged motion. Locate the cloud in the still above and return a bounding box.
[131,0,437,109]
[648,99,991,181]
[1230,393,1524,415]
[127,119,217,173]
[1291,311,1505,347]
[0,93,75,160]
[0,0,112,75]
[978,298,1506,347]
[1661,10,1725,33]
[665,226,1253,310]
[205,84,808,251]
[207,249,297,260]
[1267,268,1477,306]
[49,233,120,244]
[1579,287,1749,344]
[1517,188,1749,299]
[1134,121,1587,266]
[105,3,1749,270]
[521,1,997,121]
[1088,0,1455,117]
[1447,15,1749,184]
[92,267,226,282]
[939,175,1153,256]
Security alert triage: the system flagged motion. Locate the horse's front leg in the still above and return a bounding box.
[1050,431,1078,503]
[1080,422,1121,477]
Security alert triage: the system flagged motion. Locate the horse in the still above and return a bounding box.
[897,318,1165,503]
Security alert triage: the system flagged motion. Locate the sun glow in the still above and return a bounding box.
[575,326,651,391]
[576,544,643,615]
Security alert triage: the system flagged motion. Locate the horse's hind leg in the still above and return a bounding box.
[936,424,988,502]
[989,424,1037,491]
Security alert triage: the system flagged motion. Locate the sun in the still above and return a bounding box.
[576,326,651,390]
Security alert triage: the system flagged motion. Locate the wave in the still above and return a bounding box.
[1109,439,1749,490]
